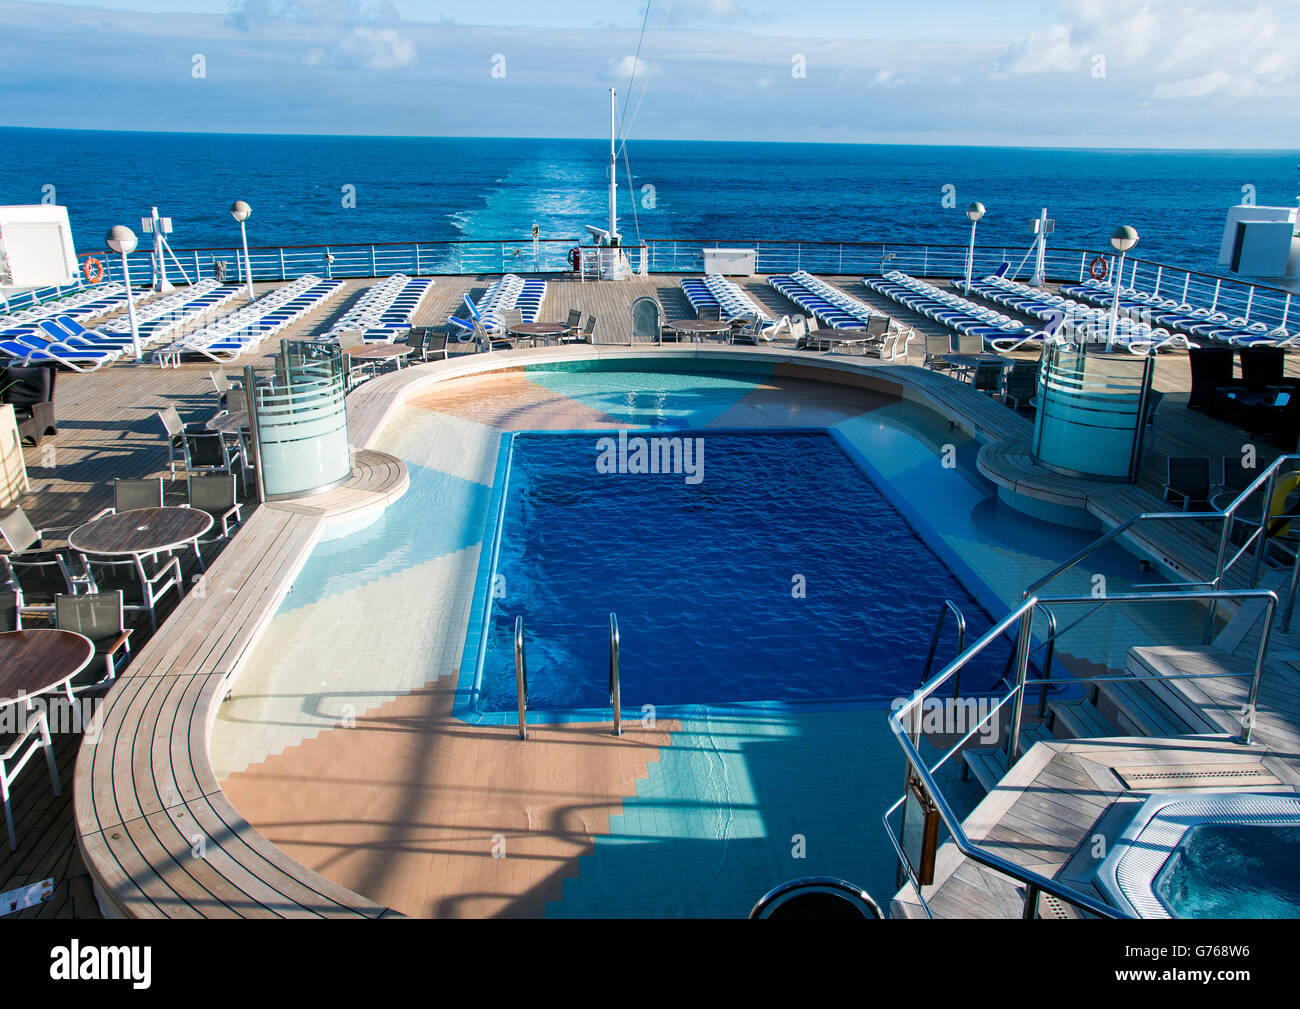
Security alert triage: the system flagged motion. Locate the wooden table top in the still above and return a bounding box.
[941,353,1017,367]
[344,344,414,360]
[669,319,731,333]
[206,411,249,433]
[809,327,874,340]
[69,506,214,557]
[508,322,571,336]
[0,629,94,703]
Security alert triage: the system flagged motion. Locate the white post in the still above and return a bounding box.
[238,218,254,297]
[120,251,142,361]
[608,87,618,244]
[1154,266,1162,298]
[965,219,978,291]
[1107,249,1127,351]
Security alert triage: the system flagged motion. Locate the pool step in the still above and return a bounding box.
[1097,645,1239,738]
[1047,696,1120,740]
[960,722,1054,793]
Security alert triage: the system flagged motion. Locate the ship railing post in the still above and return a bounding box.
[1005,606,1034,765]
[609,612,622,737]
[515,616,528,740]
[1212,279,1221,313]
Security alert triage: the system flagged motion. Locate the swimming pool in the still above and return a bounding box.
[473,427,1007,715]
[1097,792,1300,918]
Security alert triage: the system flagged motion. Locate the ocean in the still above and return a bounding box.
[0,127,1296,273]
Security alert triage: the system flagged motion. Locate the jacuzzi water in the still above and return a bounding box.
[1155,824,1300,919]
[477,428,1009,712]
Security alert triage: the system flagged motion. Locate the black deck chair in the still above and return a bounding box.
[972,363,1003,396]
[1002,362,1038,411]
[1239,346,1286,392]
[1163,456,1213,510]
[1187,346,1234,410]
[1,364,57,446]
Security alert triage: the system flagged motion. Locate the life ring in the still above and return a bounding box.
[83,257,105,283]
[1089,256,1109,281]
[1266,471,1300,538]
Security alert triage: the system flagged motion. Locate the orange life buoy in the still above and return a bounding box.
[1089,256,1109,281]
[83,257,105,283]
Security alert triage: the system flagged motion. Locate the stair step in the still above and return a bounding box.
[961,723,1053,793]
[1048,696,1120,740]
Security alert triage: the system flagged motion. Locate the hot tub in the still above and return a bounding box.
[1096,792,1300,918]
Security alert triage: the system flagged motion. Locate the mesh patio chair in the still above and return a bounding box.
[0,506,79,606]
[1163,457,1213,511]
[2,705,60,850]
[54,590,132,696]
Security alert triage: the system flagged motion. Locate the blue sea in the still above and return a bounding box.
[0,127,1296,272]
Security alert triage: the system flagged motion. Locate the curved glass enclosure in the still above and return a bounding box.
[249,340,351,500]
[1031,343,1154,482]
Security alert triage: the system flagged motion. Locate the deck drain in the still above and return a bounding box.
[1113,763,1280,790]
[1039,893,1071,919]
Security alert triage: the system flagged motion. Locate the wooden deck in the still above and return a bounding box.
[4,267,1298,918]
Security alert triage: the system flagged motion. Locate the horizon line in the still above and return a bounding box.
[1,123,1296,154]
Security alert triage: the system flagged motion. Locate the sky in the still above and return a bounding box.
[2,0,1298,147]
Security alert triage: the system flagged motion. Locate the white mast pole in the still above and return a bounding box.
[609,87,618,243]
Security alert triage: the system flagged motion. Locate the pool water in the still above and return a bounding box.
[1155,824,1300,918]
[478,428,1010,713]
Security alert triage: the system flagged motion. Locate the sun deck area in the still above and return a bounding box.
[6,269,1300,919]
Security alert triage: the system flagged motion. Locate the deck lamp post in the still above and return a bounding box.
[964,202,986,292]
[1105,226,1139,351]
[230,200,254,298]
[105,226,142,361]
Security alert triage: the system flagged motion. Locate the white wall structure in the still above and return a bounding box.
[0,204,79,294]
[1218,204,1300,281]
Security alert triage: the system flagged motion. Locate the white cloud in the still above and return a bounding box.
[606,54,653,82]
[1152,69,1232,99]
[338,26,415,70]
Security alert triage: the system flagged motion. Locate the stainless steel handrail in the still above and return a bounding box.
[514,615,528,741]
[919,600,966,697]
[1023,452,1300,640]
[886,585,1278,919]
[609,612,622,737]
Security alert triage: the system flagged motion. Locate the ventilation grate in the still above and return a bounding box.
[1113,763,1280,790]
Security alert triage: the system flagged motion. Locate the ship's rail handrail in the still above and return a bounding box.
[34,236,1294,335]
[886,586,1278,919]
[1024,452,1300,637]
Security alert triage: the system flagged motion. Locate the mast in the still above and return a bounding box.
[608,87,618,244]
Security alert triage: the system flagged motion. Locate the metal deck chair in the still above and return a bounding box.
[1163,457,1213,511]
[54,590,132,696]
[2,703,60,850]
[188,474,243,549]
[0,506,79,606]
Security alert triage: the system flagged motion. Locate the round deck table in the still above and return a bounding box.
[343,344,414,369]
[0,629,94,706]
[508,322,571,348]
[806,328,879,354]
[69,507,213,559]
[669,319,731,343]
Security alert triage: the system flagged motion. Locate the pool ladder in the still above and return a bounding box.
[512,613,623,739]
